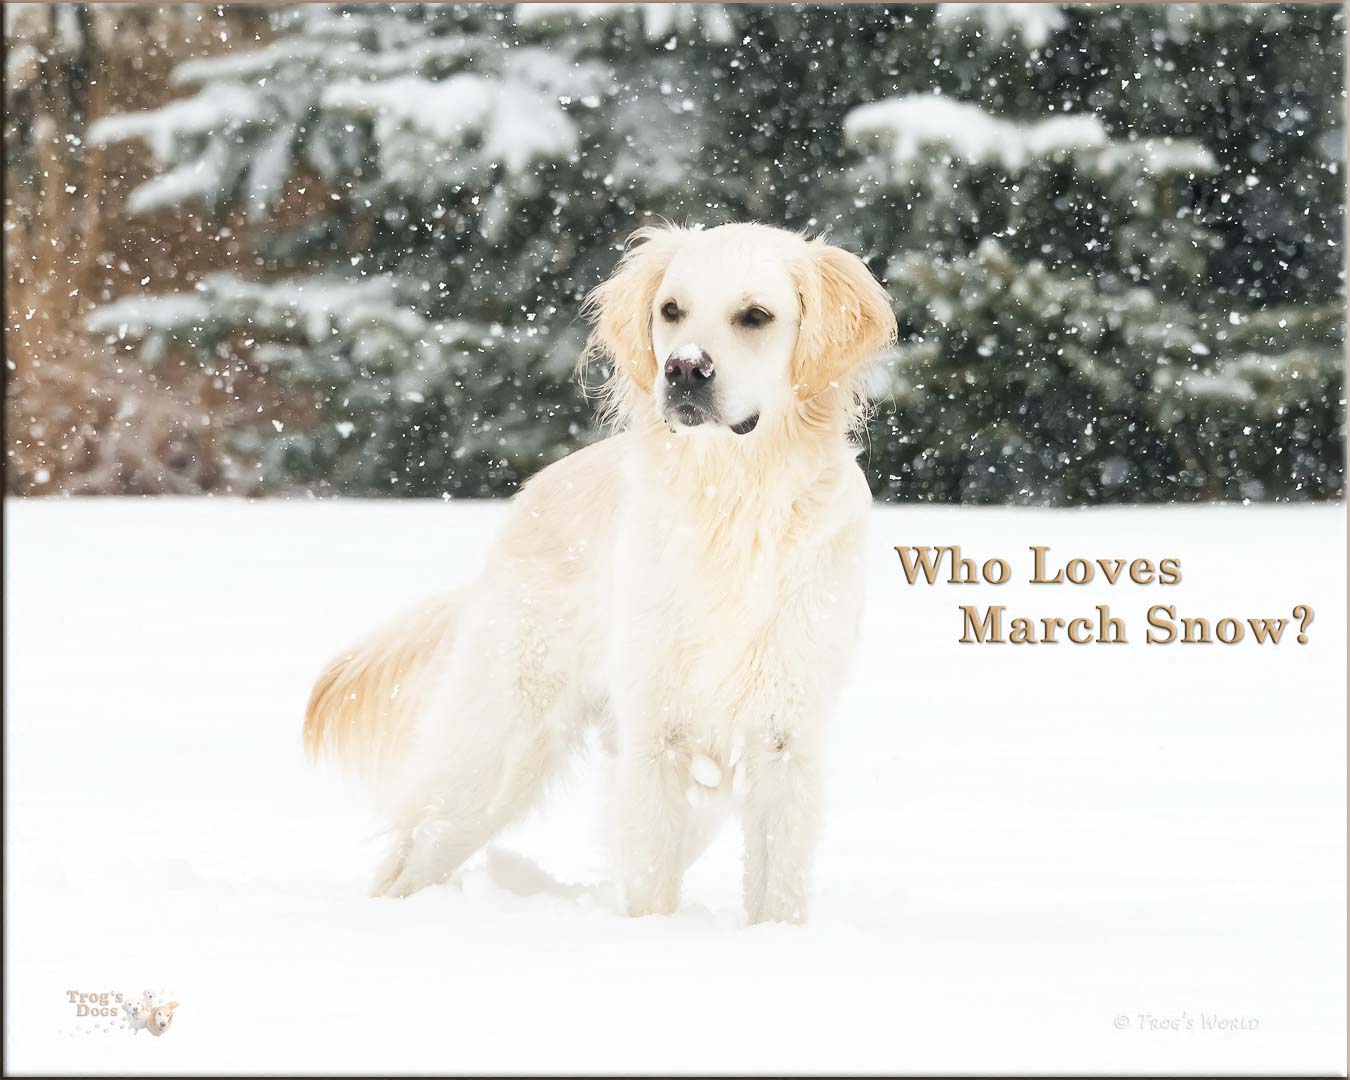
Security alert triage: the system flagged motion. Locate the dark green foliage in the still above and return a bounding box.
[91,3,1345,502]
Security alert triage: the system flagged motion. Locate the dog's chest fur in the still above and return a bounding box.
[603,428,867,726]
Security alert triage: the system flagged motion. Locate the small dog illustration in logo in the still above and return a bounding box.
[122,993,154,1035]
[122,990,177,1036]
[147,1001,178,1037]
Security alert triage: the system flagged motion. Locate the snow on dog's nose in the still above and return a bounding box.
[664,345,715,389]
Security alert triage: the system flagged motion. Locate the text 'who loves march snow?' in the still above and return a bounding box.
[895,545,1316,647]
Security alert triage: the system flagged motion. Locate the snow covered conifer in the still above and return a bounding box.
[840,3,1344,504]
[86,4,1343,503]
[90,6,602,494]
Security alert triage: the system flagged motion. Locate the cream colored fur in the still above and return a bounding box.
[146,1002,178,1037]
[304,591,460,803]
[304,222,896,923]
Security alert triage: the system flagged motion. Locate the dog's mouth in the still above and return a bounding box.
[662,389,717,430]
[663,399,760,436]
[667,402,712,428]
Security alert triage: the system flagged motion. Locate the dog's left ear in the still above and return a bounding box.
[792,241,897,402]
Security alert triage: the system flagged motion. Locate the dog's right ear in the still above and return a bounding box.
[581,225,684,399]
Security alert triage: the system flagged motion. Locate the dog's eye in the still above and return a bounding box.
[735,306,774,329]
[659,300,682,322]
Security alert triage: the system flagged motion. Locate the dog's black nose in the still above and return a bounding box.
[664,350,714,388]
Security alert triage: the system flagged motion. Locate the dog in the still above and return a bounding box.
[123,991,174,1035]
[146,1002,178,1037]
[122,997,151,1034]
[304,222,896,923]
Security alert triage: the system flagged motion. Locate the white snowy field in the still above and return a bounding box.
[4,496,1345,1075]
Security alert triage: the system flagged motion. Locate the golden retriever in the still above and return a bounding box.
[304,222,896,923]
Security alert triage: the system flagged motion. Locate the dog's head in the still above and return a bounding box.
[147,1002,178,1036]
[583,222,896,436]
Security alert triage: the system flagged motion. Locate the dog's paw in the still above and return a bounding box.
[624,899,678,918]
[747,901,808,926]
[622,881,680,918]
[372,862,431,899]
[368,837,412,898]
[369,840,461,898]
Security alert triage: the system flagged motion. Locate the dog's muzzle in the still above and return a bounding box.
[663,347,717,427]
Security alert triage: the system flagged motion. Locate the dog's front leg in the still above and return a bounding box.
[741,724,822,925]
[613,723,692,917]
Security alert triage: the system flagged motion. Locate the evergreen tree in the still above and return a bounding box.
[836,3,1345,503]
[88,3,1344,503]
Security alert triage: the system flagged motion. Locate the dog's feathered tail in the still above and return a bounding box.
[303,591,460,791]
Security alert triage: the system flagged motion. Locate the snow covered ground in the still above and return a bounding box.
[4,497,1345,1074]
